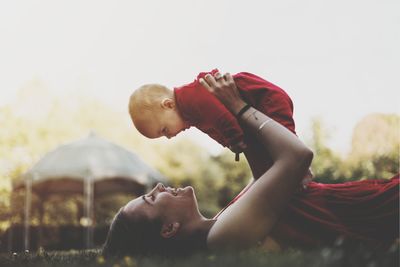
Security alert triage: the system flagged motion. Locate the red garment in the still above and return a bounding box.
[214,175,400,249]
[174,69,296,148]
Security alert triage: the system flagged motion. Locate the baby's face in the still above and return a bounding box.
[139,109,189,139]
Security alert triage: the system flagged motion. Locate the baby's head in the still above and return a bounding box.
[129,84,189,139]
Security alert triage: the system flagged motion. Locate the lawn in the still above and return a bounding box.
[0,243,398,267]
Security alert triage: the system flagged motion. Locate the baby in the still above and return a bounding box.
[129,69,295,154]
[129,69,312,183]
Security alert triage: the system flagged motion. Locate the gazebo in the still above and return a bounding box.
[11,132,167,250]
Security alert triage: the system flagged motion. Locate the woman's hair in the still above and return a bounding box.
[102,206,208,257]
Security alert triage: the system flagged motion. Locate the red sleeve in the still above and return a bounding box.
[233,72,296,135]
[175,69,244,147]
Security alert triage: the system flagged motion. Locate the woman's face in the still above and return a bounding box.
[123,183,200,223]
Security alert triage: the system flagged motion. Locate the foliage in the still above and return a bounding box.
[308,118,346,182]
[347,113,400,179]
[308,115,399,183]
[211,150,252,207]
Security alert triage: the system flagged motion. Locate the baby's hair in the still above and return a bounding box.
[128,84,171,120]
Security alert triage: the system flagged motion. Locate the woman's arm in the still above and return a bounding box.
[201,73,313,249]
[243,131,273,179]
[234,132,272,193]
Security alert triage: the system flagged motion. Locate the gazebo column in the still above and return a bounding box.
[7,219,13,252]
[24,174,32,251]
[7,191,14,252]
[37,196,45,249]
[84,176,94,248]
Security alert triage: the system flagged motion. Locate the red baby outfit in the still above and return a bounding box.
[174,69,296,150]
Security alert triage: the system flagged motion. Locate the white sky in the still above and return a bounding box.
[1,0,399,155]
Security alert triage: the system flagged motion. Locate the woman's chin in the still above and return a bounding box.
[184,186,198,204]
[184,186,194,193]
[184,186,196,198]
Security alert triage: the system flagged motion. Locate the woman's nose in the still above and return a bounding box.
[149,183,164,195]
[156,183,165,192]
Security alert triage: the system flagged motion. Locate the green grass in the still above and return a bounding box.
[0,244,398,267]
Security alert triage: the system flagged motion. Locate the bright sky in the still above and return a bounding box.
[1,0,399,155]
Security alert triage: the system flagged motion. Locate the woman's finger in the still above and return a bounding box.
[224,72,234,83]
[199,78,212,92]
[204,73,219,88]
[214,72,223,80]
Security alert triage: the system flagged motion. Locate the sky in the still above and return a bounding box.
[1,0,399,155]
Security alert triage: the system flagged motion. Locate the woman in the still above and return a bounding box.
[102,72,399,256]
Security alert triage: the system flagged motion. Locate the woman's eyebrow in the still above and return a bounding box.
[142,195,151,205]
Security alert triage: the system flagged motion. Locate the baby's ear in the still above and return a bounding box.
[161,98,175,109]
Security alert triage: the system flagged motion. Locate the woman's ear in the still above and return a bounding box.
[160,98,175,110]
[160,222,180,238]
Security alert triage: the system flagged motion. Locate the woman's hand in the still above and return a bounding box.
[199,72,247,116]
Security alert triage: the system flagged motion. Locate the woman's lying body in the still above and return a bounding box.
[218,174,399,251]
[102,72,399,256]
[200,72,398,251]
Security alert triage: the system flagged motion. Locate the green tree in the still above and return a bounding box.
[308,118,345,182]
[212,150,252,207]
[347,113,399,179]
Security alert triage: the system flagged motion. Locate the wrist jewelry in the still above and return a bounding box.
[258,118,273,131]
[236,104,251,119]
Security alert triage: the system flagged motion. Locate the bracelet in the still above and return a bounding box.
[258,118,273,131]
[236,104,251,119]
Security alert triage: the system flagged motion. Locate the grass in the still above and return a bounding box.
[0,244,398,267]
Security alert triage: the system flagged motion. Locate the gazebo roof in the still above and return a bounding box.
[13,132,167,195]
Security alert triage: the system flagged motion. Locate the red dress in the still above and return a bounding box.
[215,175,400,249]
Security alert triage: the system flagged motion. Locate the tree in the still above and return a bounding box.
[308,118,345,182]
[347,113,399,179]
[212,150,252,207]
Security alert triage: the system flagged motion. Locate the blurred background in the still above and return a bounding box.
[0,0,399,252]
